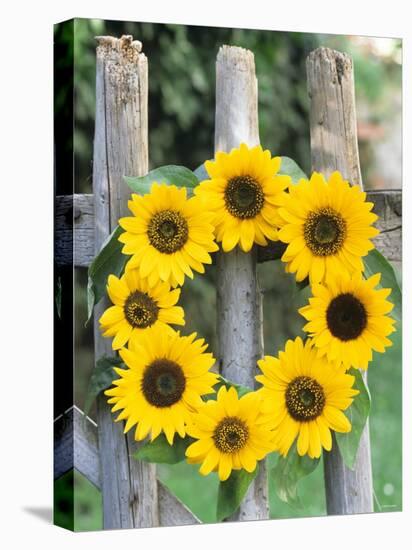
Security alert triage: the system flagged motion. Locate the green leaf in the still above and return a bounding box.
[193,162,209,182]
[212,375,253,399]
[133,433,193,464]
[216,466,259,521]
[336,368,371,470]
[86,225,127,324]
[124,165,198,195]
[278,157,308,184]
[84,355,125,416]
[364,249,402,322]
[270,444,320,508]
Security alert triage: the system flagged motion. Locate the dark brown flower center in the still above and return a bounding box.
[304,208,347,256]
[285,376,325,421]
[224,175,264,219]
[123,290,159,328]
[141,359,186,407]
[326,293,367,341]
[213,416,249,453]
[147,210,189,253]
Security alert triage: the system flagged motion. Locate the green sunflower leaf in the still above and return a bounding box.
[278,157,308,184]
[335,368,371,470]
[133,434,194,464]
[364,249,402,323]
[124,165,198,195]
[213,375,253,399]
[270,445,320,508]
[216,465,259,521]
[84,355,125,417]
[86,225,127,325]
[193,162,209,182]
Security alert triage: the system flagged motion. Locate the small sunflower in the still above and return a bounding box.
[277,171,379,283]
[118,184,219,287]
[185,386,275,481]
[194,143,290,252]
[256,337,359,459]
[99,270,185,350]
[299,272,395,370]
[104,325,219,444]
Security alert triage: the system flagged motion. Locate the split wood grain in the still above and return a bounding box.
[92,35,158,529]
[214,45,269,521]
[307,46,374,515]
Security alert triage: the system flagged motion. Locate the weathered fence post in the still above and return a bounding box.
[215,45,269,521]
[306,47,374,514]
[92,35,159,529]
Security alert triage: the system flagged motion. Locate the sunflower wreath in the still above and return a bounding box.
[85,143,400,521]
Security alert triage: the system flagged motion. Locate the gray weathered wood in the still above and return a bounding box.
[158,481,200,526]
[214,45,269,521]
[55,194,95,267]
[55,189,401,267]
[53,407,200,526]
[307,46,374,515]
[54,406,100,489]
[92,35,159,529]
[307,47,363,188]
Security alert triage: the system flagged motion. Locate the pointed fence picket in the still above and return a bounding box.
[54,37,401,527]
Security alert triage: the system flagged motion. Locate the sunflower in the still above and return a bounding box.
[99,270,185,350]
[256,337,359,459]
[185,386,275,481]
[104,325,219,444]
[194,143,290,252]
[299,272,395,370]
[277,171,380,284]
[118,184,219,287]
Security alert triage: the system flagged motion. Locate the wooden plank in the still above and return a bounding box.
[307,46,374,515]
[214,45,269,521]
[158,482,200,526]
[54,406,100,489]
[55,194,95,267]
[307,47,363,188]
[92,34,159,530]
[53,407,200,525]
[55,189,402,267]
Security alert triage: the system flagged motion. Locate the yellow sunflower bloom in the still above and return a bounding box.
[256,337,359,459]
[277,171,380,284]
[185,386,275,481]
[99,270,185,350]
[104,325,219,445]
[194,143,290,252]
[299,272,395,370]
[118,183,219,287]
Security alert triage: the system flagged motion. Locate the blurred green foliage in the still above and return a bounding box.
[53,18,402,530]
[68,18,320,190]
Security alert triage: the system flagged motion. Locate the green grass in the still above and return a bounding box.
[54,470,102,531]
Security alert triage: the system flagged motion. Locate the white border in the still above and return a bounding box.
[0,1,409,549]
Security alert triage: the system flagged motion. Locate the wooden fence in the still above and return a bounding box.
[54,36,402,529]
